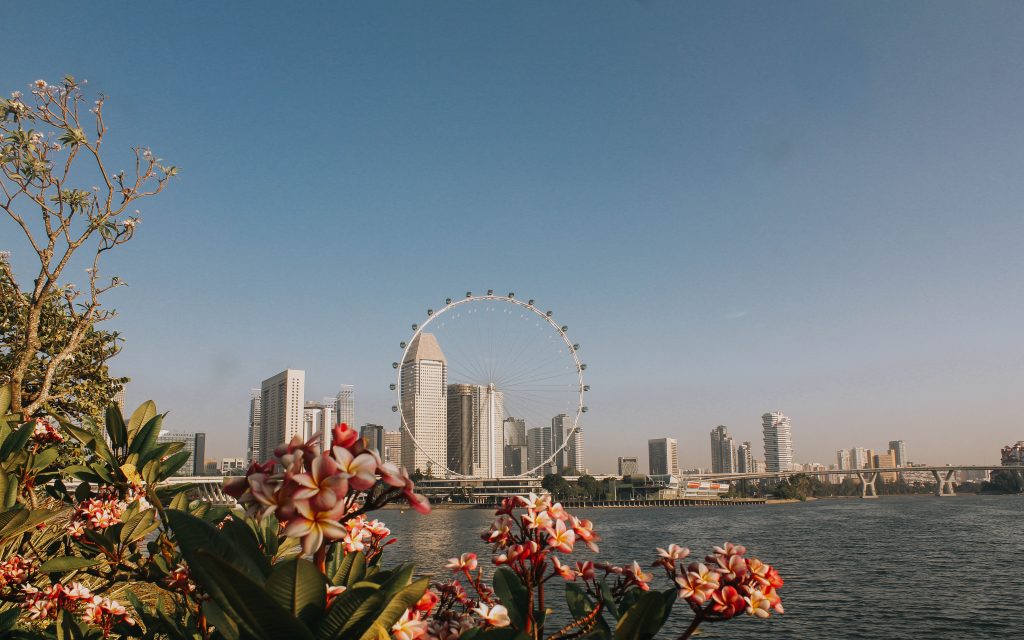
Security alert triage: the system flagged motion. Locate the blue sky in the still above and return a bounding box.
[3,2,1023,471]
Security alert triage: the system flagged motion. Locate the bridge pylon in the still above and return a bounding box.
[856,471,879,498]
[932,469,956,497]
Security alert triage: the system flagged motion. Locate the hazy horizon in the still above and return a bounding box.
[3,2,1023,472]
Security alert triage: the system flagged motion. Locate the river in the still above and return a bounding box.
[377,495,1023,639]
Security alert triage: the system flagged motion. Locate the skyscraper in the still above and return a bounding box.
[836,449,851,470]
[302,399,335,453]
[260,369,305,460]
[400,333,447,476]
[710,425,738,473]
[335,385,354,427]
[527,426,552,475]
[648,438,679,476]
[761,411,793,473]
[446,383,505,477]
[874,451,897,482]
[566,427,584,474]
[617,456,639,476]
[851,447,868,469]
[156,432,206,477]
[888,440,907,467]
[360,424,385,457]
[551,414,571,473]
[247,389,261,465]
[737,441,754,473]
[383,431,402,464]
[503,417,528,476]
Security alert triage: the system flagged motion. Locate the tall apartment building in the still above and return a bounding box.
[247,389,261,465]
[888,440,907,467]
[762,411,794,473]
[551,414,572,473]
[873,450,897,482]
[737,441,754,473]
[836,449,851,470]
[400,333,447,476]
[710,425,738,473]
[851,447,868,470]
[221,457,246,474]
[360,424,385,457]
[260,369,305,460]
[445,383,504,478]
[302,399,336,453]
[565,427,584,474]
[648,438,680,476]
[527,426,552,475]
[335,385,354,427]
[1001,441,1024,466]
[617,456,639,476]
[503,417,528,476]
[383,431,402,464]
[156,432,206,476]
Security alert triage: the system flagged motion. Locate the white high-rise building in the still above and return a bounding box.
[737,441,754,473]
[566,427,584,474]
[888,440,907,467]
[648,437,680,476]
[551,414,571,472]
[527,426,552,475]
[400,333,447,476]
[301,399,336,453]
[836,448,851,470]
[710,425,738,473]
[260,369,305,458]
[247,389,261,465]
[851,447,868,470]
[762,411,794,473]
[446,383,505,478]
[335,385,354,427]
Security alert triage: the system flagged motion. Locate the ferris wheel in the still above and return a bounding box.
[391,291,587,479]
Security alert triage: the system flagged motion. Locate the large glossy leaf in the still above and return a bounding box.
[167,509,270,582]
[29,447,59,472]
[565,583,611,638]
[119,509,159,545]
[0,508,67,544]
[0,384,11,416]
[0,422,33,459]
[316,585,380,640]
[38,556,104,573]
[357,578,429,640]
[220,517,273,568]
[105,405,128,450]
[493,567,528,630]
[157,450,191,481]
[265,558,327,627]
[127,400,157,437]
[330,550,366,587]
[128,414,162,457]
[202,599,241,640]
[194,550,313,640]
[612,590,671,640]
[599,580,620,620]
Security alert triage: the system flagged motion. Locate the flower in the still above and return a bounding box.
[471,603,511,628]
[290,453,349,511]
[745,589,773,618]
[575,560,596,581]
[392,609,427,640]
[710,585,746,619]
[414,589,439,613]
[332,422,360,450]
[332,446,378,490]
[546,519,576,554]
[676,563,720,604]
[551,556,576,581]
[446,553,478,573]
[624,560,653,591]
[281,499,348,555]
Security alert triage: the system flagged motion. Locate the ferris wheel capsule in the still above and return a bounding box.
[466,291,472,297]
[546,311,552,317]
[446,298,452,305]
[507,292,514,298]
[582,406,588,413]
[392,405,398,412]
[427,309,433,316]
[400,341,407,349]
[392,362,399,369]
[412,324,418,331]
[487,289,494,296]
[583,385,590,391]
[528,299,535,305]
[573,344,580,350]
[561,325,568,332]
[389,384,396,390]
[579,363,587,371]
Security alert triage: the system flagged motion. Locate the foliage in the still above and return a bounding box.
[0,77,175,420]
[981,470,1024,494]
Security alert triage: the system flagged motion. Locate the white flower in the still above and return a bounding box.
[34,79,47,89]
[471,604,511,628]
[10,91,22,99]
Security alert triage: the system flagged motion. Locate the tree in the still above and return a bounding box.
[541,473,573,499]
[577,474,600,500]
[0,76,175,420]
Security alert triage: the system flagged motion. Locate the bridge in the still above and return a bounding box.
[680,465,1024,498]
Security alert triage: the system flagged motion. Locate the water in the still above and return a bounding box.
[378,495,1024,639]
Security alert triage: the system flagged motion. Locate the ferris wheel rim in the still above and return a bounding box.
[394,293,586,479]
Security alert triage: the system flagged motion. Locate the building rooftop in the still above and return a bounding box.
[403,332,446,364]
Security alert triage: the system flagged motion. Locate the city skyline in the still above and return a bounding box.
[8,3,1022,471]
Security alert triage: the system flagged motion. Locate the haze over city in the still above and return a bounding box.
[4,2,1022,471]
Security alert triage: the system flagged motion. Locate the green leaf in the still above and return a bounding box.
[566,583,611,637]
[358,578,429,640]
[613,590,670,640]
[0,422,33,459]
[0,384,11,417]
[1,474,16,509]
[201,600,241,640]
[128,414,162,457]
[30,447,59,471]
[493,567,529,630]
[127,400,157,438]
[119,509,158,545]
[0,508,67,544]
[331,550,366,587]
[316,585,380,640]
[105,405,128,450]
[265,558,327,627]
[38,556,104,573]
[194,550,314,640]
[168,492,189,511]
[167,509,270,583]
[599,580,620,620]
[157,450,191,480]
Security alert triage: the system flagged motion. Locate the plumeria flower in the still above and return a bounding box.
[677,563,720,604]
[546,519,576,553]
[332,423,360,450]
[332,446,378,490]
[745,589,773,618]
[547,502,569,521]
[624,561,653,591]
[282,499,348,555]
[446,553,478,573]
[392,609,427,640]
[569,516,600,552]
[711,585,746,619]
[523,493,551,512]
[551,556,576,581]
[713,542,746,557]
[471,603,511,628]
[290,453,349,510]
[656,544,690,562]
[575,560,596,581]
[523,508,553,531]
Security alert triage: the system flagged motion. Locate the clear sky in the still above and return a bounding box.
[4,1,1023,472]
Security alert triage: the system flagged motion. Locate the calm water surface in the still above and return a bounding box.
[380,495,1023,639]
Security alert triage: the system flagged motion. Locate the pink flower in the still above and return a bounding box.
[289,453,349,510]
[332,423,360,450]
[446,553,478,572]
[676,563,719,604]
[575,560,596,581]
[471,603,511,627]
[332,446,378,490]
[523,509,553,531]
[624,561,653,591]
[745,589,773,618]
[546,519,576,554]
[392,609,427,640]
[282,499,348,555]
[569,516,600,552]
[551,556,576,581]
[711,585,746,619]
